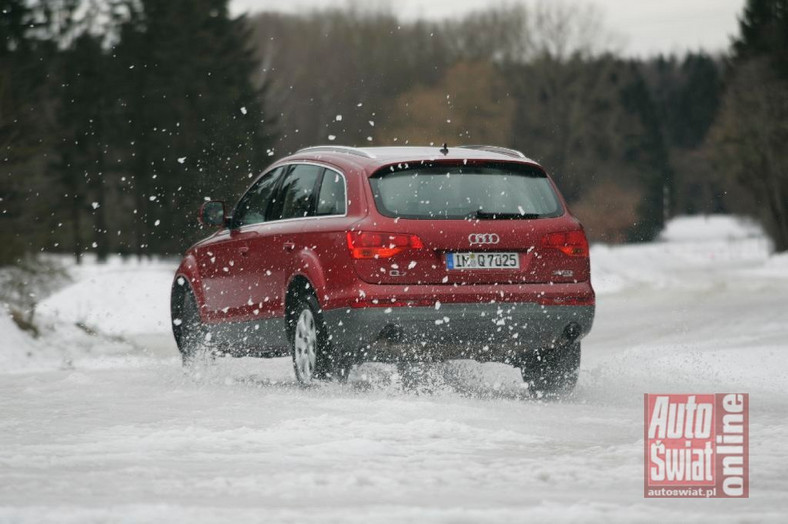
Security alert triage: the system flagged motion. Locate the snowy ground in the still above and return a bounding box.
[1,215,787,523]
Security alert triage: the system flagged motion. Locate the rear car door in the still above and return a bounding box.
[244,163,324,318]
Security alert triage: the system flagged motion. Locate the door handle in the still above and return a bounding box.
[239,246,250,256]
[283,241,295,251]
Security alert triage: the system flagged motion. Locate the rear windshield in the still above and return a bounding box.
[369,163,563,220]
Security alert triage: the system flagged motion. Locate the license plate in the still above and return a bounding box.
[446,252,520,270]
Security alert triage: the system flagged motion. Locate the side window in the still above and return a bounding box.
[316,170,347,216]
[275,164,322,220]
[233,166,284,227]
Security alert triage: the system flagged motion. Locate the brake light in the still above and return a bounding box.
[541,230,589,257]
[346,231,424,259]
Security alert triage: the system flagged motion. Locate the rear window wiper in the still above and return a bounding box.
[465,210,542,220]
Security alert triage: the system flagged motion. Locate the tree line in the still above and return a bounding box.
[1,0,272,265]
[2,0,787,266]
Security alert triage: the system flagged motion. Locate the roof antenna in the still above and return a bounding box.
[440,142,449,155]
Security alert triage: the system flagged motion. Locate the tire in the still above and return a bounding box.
[173,287,214,367]
[289,291,336,384]
[519,342,581,396]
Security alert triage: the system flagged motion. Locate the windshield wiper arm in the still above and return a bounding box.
[465,210,542,220]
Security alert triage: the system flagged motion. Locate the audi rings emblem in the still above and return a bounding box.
[468,233,500,245]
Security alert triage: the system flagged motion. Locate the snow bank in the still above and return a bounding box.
[658,214,765,242]
[0,308,39,369]
[36,257,177,337]
[742,251,788,279]
[1,256,177,372]
[591,214,777,294]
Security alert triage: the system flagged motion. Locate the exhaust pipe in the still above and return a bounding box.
[564,322,582,342]
[552,322,582,349]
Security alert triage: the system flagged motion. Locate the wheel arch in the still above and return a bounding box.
[283,247,329,319]
[284,274,317,335]
[291,249,328,298]
[171,253,206,322]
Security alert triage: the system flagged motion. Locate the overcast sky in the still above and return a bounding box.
[230,0,744,58]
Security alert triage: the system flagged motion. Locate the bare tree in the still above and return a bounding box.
[443,1,622,64]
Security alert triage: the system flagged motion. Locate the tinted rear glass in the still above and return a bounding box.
[369,163,563,219]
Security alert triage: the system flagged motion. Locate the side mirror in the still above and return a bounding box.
[199,201,227,227]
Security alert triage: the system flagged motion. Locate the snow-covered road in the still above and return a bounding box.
[1,216,787,523]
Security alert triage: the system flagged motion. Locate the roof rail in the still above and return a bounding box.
[458,145,526,159]
[296,145,376,159]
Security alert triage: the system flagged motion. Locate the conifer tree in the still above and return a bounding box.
[710,0,788,251]
[114,0,273,256]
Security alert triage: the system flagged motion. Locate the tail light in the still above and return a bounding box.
[347,231,424,259]
[541,230,589,257]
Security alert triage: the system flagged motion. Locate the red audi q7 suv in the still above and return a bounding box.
[171,145,595,393]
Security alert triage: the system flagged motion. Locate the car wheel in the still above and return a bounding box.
[519,342,580,396]
[290,292,336,384]
[173,287,214,367]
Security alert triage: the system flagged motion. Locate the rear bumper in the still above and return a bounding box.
[323,301,594,363]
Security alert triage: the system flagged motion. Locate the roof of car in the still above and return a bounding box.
[286,145,541,172]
